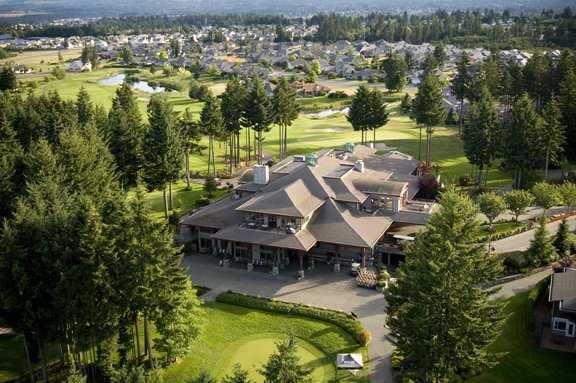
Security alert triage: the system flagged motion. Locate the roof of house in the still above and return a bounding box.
[309,198,392,248]
[550,268,576,313]
[237,179,324,218]
[181,145,433,249]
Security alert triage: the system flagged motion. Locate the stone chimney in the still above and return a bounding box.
[253,165,269,185]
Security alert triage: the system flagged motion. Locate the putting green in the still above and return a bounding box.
[220,333,334,382]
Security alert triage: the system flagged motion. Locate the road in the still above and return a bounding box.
[492,214,576,254]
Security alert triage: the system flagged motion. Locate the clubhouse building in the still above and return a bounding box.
[179,144,437,277]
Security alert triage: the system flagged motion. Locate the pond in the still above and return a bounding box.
[98,73,169,94]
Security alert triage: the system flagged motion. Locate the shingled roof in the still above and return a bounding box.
[550,268,576,313]
[237,179,324,218]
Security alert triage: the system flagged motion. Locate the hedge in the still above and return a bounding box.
[215,291,371,346]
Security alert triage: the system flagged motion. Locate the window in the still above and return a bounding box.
[554,320,567,331]
[268,215,277,228]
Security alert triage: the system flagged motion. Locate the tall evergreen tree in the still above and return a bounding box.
[179,109,202,189]
[540,96,565,179]
[0,66,17,91]
[108,83,145,188]
[76,86,94,127]
[462,86,499,186]
[553,219,573,258]
[221,76,247,169]
[527,216,557,267]
[502,94,543,189]
[559,69,576,162]
[272,77,299,160]
[381,54,408,93]
[200,95,224,177]
[367,88,390,147]
[414,71,444,166]
[386,188,503,382]
[0,112,22,218]
[242,78,272,165]
[451,52,471,134]
[347,85,372,145]
[222,364,252,383]
[142,95,183,219]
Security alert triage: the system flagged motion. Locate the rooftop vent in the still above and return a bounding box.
[306,154,317,167]
[253,165,269,185]
[293,155,306,162]
[355,160,365,173]
[344,142,355,153]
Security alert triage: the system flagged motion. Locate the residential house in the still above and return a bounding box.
[295,82,331,97]
[179,145,436,278]
[549,268,576,340]
[68,60,92,72]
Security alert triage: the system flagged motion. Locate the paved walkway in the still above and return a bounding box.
[492,215,576,254]
[184,255,392,383]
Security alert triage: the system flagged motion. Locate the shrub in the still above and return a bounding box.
[215,292,370,346]
[195,197,210,208]
[327,90,348,99]
[458,175,471,187]
[502,251,531,274]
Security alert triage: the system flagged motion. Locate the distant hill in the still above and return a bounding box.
[0,0,573,19]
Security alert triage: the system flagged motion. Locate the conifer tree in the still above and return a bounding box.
[223,364,252,383]
[367,88,390,147]
[0,112,22,218]
[559,69,576,162]
[108,82,145,188]
[347,84,372,145]
[462,86,499,186]
[242,78,272,164]
[400,93,411,114]
[142,94,183,219]
[381,54,407,93]
[502,94,543,189]
[259,337,312,383]
[0,66,17,91]
[414,71,444,166]
[272,77,299,160]
[554,219,573,258]
[451,52,471,134]
[179,109,202,189]
[76,86,94,127]
[540,96,565,179]
[386,188,503,382]
[200,95,224,177]
[527,216,558,267]
[221,76,247,169]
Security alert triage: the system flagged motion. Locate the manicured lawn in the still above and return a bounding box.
[164,302,367,383]
[468,289,576,383]
[140,181,227,220]
[0,49,83,72]
[479,221,526,237]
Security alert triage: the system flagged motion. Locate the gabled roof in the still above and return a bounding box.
[550,269,576,313]
[180,195,248,230]
[309,199,392,248]
[212,226,316,251]
[237,179,324,218]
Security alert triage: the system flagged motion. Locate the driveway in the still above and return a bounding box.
[184,255,392,383]
[492,215,576,254]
